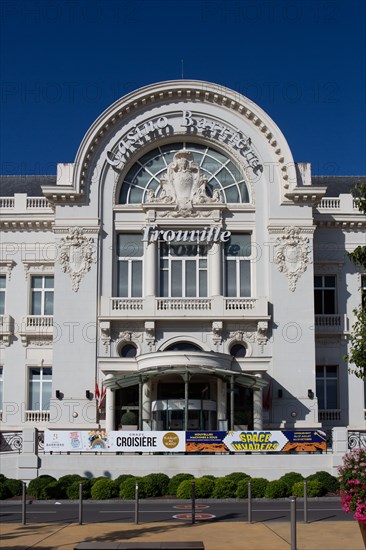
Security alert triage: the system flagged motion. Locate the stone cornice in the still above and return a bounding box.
[0,219,53,231]
[284,187,326,205]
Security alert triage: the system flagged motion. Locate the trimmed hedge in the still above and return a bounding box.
[28,475,56,499]
[212,478,237,498]
[41,481,65,500]
[0,482,11,500]
[265,480,288,499]
[279,472,304,493]
[235,477,251,498]
[114,474,134,487]
[142,473,169,497]
[224,472,251,484]
[91,478,116,500]
[167,473,194,496]
[120,477,146,499]
[235,477,268,498]
[293,480,326,498]
[4,478,23,497]
[67,479,91,500]
[306,471,339,494]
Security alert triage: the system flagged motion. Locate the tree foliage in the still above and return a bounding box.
[345,182,366,380]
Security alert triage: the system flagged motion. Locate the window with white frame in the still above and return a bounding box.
[0,367,3,410]
[224,234,251,297]
[31,276,54,315]
[316,365,338,410]
[0,275,5,315]
[159,242,208,298]
[314,275,337,314]
[117,234,143,297]
[29,367,52,410]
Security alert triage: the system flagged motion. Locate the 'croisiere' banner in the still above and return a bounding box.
[45,430,326,453]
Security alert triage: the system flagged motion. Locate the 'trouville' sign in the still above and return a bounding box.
[142,225,231,243]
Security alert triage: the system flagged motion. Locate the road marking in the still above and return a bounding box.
[173,513,215,520]
[174,505,209,509]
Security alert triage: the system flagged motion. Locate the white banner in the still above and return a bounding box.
[44,430,185,453]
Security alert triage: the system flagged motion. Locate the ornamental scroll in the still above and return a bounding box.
[59,228,95,292]
[274,227,311,292]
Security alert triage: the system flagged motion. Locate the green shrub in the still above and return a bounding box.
[195,477,215,498]
[212,478,237,498]
[120,477,145,499]
[176,479,195,499]
[28,475,56,499]
[279,472,304,493]
[67,479,91,500]
[41,481,66,500]
[4,478,23,497]
[264,480,288,499]
[0,482,11,500]
[90,476,109,486]
[236,477,268,498]
[91,478,116,500]
[142,473,169,497]
[224,472,251,484]
[168,473,194,496]
[200,475,216,481]
[235,477,251,498]
[306,471,339,494]
[293,480,326,498]
[0,474,7,482]
[114,474,134,487]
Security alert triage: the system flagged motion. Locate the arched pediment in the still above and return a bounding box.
[43,80,296,203]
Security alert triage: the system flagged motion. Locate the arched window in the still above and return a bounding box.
[119,143,249,205]
[164,342,203,352]
[230,343,247,358]
[119,343,137,358]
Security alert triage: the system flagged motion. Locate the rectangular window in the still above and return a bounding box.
[316,365,338,410]
[29,367,52,410]
[0,367,3,410]
[117,234,143,297]
[0,275,5,315]
[159,242,207,297]
[31,276,54,315]
[224,234,251,297]
[314,275,336,314]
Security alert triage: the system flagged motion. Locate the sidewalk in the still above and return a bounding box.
[1,520,365,550]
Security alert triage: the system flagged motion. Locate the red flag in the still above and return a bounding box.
[99,384,106,409]
[95,382,100,400]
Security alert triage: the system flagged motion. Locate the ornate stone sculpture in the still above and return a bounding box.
[146,149,222,214]
[274,226,311,292]
[59,228,95,292]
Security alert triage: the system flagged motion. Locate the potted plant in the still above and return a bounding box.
[338,447,366,546]
[118,411,138,431]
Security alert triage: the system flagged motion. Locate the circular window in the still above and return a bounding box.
[230,343,247,358]
[119,343,137,358]
[119,143,249,205]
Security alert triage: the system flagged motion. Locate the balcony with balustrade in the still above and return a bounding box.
[100,295,269,321]
[314,313,347,335]
[19,315,53,345]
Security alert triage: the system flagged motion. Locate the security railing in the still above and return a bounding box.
[348,430,366,450]
[157,298,211,311]
[25,411,50,422]
[319,409,341,422]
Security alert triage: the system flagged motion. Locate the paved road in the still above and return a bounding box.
[0,498,352,524]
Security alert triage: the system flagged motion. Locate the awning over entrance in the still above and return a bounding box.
[103,351,268,391]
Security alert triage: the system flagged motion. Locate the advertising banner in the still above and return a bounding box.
[45,429,326,453]
[44,430,185,453]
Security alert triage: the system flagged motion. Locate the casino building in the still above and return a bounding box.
[0,80,365,477]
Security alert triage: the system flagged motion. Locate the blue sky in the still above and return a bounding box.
[0,0,365,176]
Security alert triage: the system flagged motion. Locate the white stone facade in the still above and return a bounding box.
[0,80,365,478]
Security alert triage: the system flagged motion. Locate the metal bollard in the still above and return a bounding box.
[303,480,308,524]
[21,482,26,526]
[290,496,297,550]
[247,480,252,523]
[135,481,139,524]
[191,481,196,525]
[78,482,83,525]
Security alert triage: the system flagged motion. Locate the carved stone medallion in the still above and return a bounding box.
[59,228,95,292]
[274,227,311,291]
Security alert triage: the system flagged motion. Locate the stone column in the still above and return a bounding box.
[105,387,115,432]
[142,379,152,430]
[144,240,156,296]
[209,242,221,296]
[216,378,227,429]
[253,374,263,430]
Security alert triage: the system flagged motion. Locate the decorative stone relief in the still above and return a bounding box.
[146,150,223,217]
[100,321,111,353]
[0,260,15,280]
[274,226,311,291]
[145,321,155,350]
[212,321,223,348]
[23,261,54,280]
[58,228,95,292]
[257,321,269,352]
